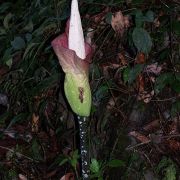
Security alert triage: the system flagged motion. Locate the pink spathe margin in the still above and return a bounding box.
[51,22,92,77]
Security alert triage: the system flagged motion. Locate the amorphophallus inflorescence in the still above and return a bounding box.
[51,0,92,179]
[51,1,92,117]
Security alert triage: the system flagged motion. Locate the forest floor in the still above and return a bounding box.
[0,0,180,179]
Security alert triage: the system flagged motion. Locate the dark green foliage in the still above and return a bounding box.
[0,0,179,179]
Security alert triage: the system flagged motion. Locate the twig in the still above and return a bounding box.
[126,141,151,150]
[127,133,180,151]
[0,145,38,162]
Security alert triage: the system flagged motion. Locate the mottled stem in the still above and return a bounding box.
[77,116,90,180]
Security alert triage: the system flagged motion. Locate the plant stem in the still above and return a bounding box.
[77,116,90,180]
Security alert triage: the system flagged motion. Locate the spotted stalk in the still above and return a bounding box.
[77,116,90,180]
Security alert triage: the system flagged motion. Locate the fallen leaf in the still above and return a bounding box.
[129,131,150,143]
[135,53,146,95]
[154,18,160,27]
[165,139,180,152]
[60,173,75,180]
[111,11,130,36]
[118,53,128,65]
[137,90,154,103]
[19,174,28,180]
[0,93,8,106]
[32,113,39,133]
[137,74,145,93]
[85,28,95,45]
[135,53,146,64]
[92,7,109,24]
[145,63,162,75]
[143,119,160,132]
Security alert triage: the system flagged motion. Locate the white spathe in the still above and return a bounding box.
[68,0,86,59]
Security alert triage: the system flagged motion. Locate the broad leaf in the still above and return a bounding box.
[6,113,28,129]
[155,73,180,94]
[11,36,26,50]
[32,139,43,161]
[105,12,112,24]
[3,13,13,29]
[172,20,180,36]
[132,27,152,54]
[171,101,180,117]
[108,159,125,167]
[144,10,154,22]
[154,73,172,94]
[124,64,144,84]
[90,159,100,174]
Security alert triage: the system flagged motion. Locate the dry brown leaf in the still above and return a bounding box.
[106,97,116,110]
[137,90,154,103]
[32,113,39,133]
[135,53,146,64]
[137,74,145,93]
[60,173,75,180]
[19,174,27,180]
[118,53,128,65]
[85,28,95,45]
[154,18,160,27]
[143,119,160,133]
[165,139,180,152]
[0,66,9,76]
[145,63,162,75]
[135,53,147,100]
[111,11,130,35]
[129,131,150,143]
[102,63,120,77]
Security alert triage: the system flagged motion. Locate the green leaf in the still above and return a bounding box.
[23,20,34,32]
[108,159,125,167]
[155,73,180,94]
[5,58,12,68]
[59,158,69,166]
[105,12,112,24]
[157,157,169,173]
[123,67,130,83]
[128,64,144,84]
[25,33,32,42]
[154,73,173,94]
[23,42,38,59]
[70,150,79,169]
[132,27,152,54]
[172,20,180,36]
[3,13,13,29]
[170,79,180,93]
[2,48,12,65]
[175,73,180,81]
[6,113,28,129]
[49,154,68,168]
[0,111,11,126]
[144,10,154,22]
[30,73,60,96]
[134,10,144,27]
[164,165,176,180]
[0,27,6,35]
[90,159,100,174]
[0,2,11,13]
[171,101,180,117]
[11,36,26,50]
[95,84,109,101]
[32,139,43,161]
[157,156,177,180]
